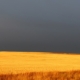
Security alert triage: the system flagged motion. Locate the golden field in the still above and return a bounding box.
[0,51,80,80]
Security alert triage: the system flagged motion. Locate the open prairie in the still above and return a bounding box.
[0,51,80,80]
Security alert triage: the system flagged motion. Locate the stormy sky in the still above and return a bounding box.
[0,0,80,53]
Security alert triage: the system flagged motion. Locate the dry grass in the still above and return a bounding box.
[0,71,80,80]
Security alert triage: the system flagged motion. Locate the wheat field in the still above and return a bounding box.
[0,51,80,80]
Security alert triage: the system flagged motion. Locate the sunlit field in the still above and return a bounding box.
[0,51,80,80]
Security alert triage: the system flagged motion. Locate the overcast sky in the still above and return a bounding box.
[0,0,80,53]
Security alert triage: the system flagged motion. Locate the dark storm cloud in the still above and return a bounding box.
[0,0,80,53]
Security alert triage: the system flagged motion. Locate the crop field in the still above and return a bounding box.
[0,71,80,80]
[0,51,80,80]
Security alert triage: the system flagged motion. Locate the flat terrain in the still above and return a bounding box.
[0,51,80,74]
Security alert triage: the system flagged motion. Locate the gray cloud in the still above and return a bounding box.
[0,0,80,53]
